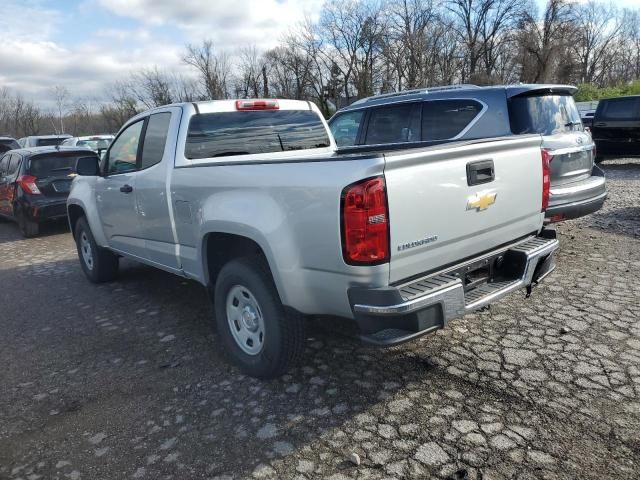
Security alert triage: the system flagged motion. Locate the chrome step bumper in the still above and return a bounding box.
[351,233,559,346]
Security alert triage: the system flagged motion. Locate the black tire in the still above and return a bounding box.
[74,216,119,283]
[16,210,39,238]
[213,256,305,379]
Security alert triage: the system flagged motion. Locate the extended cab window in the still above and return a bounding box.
[141,112,171,169]
[330,111,363,147]
[509,94,582,135]
[107,121,144,174]
[185,110,330,159]
[422,100,483,140]
[364,104,419,145]
[597,97,640,121]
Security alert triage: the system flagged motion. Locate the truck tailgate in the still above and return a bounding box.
[385,135,544,284]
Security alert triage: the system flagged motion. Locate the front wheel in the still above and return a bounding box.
[74,217,119,283]
[213,256,305,379]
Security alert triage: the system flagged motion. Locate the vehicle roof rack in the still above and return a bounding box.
[351,84,480,106]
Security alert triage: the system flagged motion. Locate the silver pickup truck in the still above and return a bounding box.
[68,98,559,378]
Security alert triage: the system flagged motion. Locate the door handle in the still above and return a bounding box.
[594,122,607,127]
[466,160,495,186]
[120,184,133,193]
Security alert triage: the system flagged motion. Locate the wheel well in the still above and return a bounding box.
[204,233,268,288]
[67,205,85,236]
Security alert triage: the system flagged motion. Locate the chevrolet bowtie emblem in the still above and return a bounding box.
[467,191,497,211]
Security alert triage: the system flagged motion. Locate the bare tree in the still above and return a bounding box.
[183,40,231,99]
[447,0,526,82]
[572,1,622,85]
[52,85,70,134]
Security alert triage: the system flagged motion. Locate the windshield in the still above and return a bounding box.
[27,153,96,178]
[77,138,112,151]
[509,94,583,135]
[185,110,331,159]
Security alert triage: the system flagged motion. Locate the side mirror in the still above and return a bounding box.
[76,156,100,176]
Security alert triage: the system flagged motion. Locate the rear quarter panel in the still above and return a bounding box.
[171,155,388,318]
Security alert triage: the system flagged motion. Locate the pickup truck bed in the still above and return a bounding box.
[68,99,558,378]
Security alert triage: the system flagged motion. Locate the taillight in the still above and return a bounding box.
[18,175,41,195]
[341,176,389,265]
[235,99,279,111]
[541,149,551,212]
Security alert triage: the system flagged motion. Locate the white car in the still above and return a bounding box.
[60,135,114,152]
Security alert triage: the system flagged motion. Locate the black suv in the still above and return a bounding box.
[329,84,607,223]
[0,146,99,237]
[591,95,640,161]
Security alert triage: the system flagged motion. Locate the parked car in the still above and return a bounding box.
[17,134,72,148]
[591,95,640,161]
[0,146,99,237]
[67,98,558,378]
[60,135,114,152]
[329,84,606,223]
[0,137,20,154]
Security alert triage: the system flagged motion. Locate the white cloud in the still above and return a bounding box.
[97,0,325,48]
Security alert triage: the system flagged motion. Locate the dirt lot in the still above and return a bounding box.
[0,159,638,480]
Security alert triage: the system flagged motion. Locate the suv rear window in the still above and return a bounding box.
[185,111,330,159]
[36,138,66,147]
[597,97,640,121]
[509,94,582,135]
[27,153,95,178]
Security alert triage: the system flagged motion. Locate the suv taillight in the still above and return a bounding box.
[341,176,389,265]
[18,175,41,195]
[541,149,551,212]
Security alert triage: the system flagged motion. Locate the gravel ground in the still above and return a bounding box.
[0,159,638,480]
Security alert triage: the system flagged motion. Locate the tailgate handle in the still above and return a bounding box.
[466,160,494,186]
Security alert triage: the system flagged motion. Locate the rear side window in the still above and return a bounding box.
[141,113,171,169]
[185,111,331,159]
[509,94,582,135]
[597,98,640,121]
[27,154,94,178]
[330,111,364,147]
[364,104,419,145]
[422,100,483,140]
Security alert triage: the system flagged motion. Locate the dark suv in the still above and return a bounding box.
[329,84,607,223]
[0,146,99,237]
[591,95,640,161]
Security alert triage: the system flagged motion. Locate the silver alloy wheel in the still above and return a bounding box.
[226,285,265,355]
[80,231,94,271]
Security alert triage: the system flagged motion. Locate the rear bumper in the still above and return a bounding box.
[349,230,559,346]
[546,166,607,222]
[594,139,640,157]
[19,198,68,222]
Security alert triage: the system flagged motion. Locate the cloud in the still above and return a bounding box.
[97,0,325,48]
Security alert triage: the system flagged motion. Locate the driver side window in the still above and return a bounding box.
[107,121,144,175]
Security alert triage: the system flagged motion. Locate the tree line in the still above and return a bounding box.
[1,0,638,139]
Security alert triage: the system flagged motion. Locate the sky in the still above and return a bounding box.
[0,0,325,108]
[0,0,638,109]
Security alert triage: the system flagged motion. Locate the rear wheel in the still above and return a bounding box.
[16,210,39,238]
[74,217,119,283]
[213,256,305,379]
